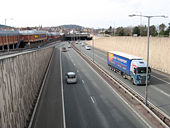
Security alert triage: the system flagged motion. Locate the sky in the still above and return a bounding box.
[0,0,169,28]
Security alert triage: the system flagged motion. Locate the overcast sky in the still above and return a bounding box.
[0,0,169,28]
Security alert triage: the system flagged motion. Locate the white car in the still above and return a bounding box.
[66,72,77,84]
[85,45,91,50]
[81,43,85,47]
[68,44,71,48]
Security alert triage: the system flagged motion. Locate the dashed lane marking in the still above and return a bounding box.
[82,80,85,84]
[90,96,95,104]
[152,86,170,97]
[151,75,170,85]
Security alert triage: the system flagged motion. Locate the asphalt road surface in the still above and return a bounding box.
[31,41,154,128]
[31,45,64,128]
[62,42,149,128]
[75,41,170,117]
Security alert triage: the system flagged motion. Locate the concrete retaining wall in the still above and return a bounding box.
[88,37,170,74]
[0,47,53,128]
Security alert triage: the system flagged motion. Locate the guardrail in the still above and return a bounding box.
[72,43,170,128]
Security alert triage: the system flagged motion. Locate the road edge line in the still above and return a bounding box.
[60,48,66,128]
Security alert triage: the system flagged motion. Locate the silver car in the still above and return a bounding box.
[68,44,71,48]
[66,72,77,84]
[85,45,91,50]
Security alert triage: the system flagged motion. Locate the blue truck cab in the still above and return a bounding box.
[107,51,151,85]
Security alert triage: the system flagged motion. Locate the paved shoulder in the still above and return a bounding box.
[32,48,63,128]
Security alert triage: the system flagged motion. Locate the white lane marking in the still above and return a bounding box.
[96,51,107,57]
[82,47,106,62]
[72,49,152,128]
[152,86,170,97]
[88,65,151,127]
[94,54,106,62]
[68,51,75,64]
[82,80,85,84]
[60,49,66,128]
[151,75,170,85]
[90,96,95,103]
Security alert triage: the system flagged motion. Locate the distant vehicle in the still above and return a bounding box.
[66,72,77,84]
[75,41,78,44]
[107,51,151,85]
[61,47,67,52]
[133,34,138,37]
[68,44,71,48]
[81,43,85,47]
[85,45,91,50]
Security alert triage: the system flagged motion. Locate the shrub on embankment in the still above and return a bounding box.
[0,47,53,128]
[88,36,170,74]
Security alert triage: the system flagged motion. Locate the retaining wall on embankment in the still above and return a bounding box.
[88,36,170,74]
[0,47,54,128]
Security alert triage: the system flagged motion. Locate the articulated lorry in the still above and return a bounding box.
[107,51,151,85]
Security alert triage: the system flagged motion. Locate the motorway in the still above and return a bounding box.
[75,41,170,117]
[31,41,149,128]
[61,42,149,128]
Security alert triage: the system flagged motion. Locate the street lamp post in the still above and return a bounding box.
[139,12,142,36]
[92,35,94,62]
[129,14,167,105]
[92,30,95,62]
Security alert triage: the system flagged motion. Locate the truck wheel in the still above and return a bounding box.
[123,74,126,79]
[131,78,135,85]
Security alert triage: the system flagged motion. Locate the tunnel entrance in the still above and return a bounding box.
[64,33,92,41]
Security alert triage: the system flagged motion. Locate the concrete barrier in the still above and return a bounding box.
[0,47,53,128]
[88,36,170,74]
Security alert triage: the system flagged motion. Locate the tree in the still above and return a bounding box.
[164,23,170,36]
[116,27,125,36]
[159,23,166,35]
[149,25,157,36]
[123,27,133,36]
[105,30,110,35]
[108,26,112,33]
[132,26,140,36]
[140,25,147,36]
